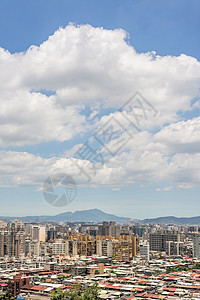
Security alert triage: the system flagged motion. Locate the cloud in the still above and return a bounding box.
[0,24,200,191]
[0,24,200,147]
[0,90,89,147]
[154,117,200,153]
[0,147,199,190]
[112,187,120,191]
[156,186,173,192]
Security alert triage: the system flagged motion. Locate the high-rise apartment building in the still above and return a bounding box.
[0,220,25,257]
[96,239,112,257]
[31,226,46,242]
[149,231,183,252]
[47,227,56,241]
[66,235,96,256]
[39,226,46,242]
[139,244,149,261]
[52,239,67,255]
[112,235,138,261]
[193,235,200,258]
[98,222,121,238]
[29,241,47,257]
[31,226,39,241]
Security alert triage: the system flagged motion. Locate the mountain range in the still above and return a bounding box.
[142,216,200,225]
[1,209,200,225]
[0,209,130,223]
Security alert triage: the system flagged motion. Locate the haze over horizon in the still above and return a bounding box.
[1,207,200,220]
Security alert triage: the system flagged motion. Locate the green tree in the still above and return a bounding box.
[50,282,100,300]
[83,282,101,300]
[50,288,68,300]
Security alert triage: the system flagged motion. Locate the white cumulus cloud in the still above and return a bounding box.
[0,24,200,191]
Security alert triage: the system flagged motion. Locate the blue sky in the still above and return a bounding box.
[0,0,200,218]
[0,0,200,59]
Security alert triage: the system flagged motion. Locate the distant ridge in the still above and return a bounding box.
[0,209,130,223]
[142,216,200,225]
[1,210,200,225]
